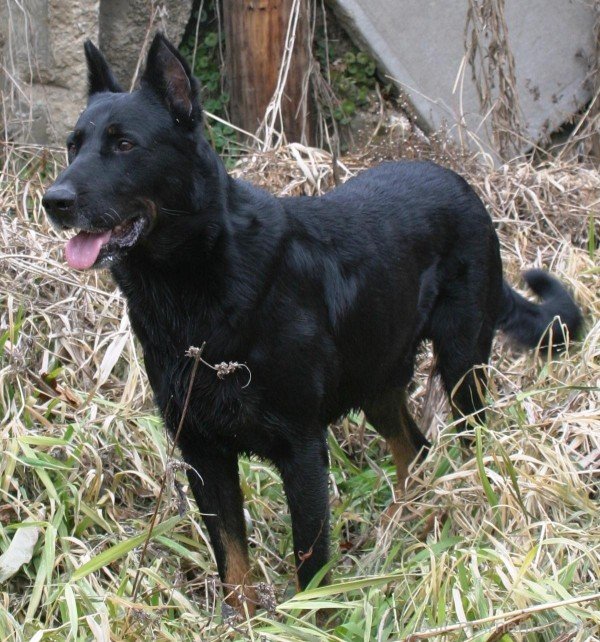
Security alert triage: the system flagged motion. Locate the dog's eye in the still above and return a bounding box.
[116,139,134,152]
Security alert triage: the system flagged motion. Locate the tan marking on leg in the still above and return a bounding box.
[387,431,417,487]
[384,412,420,524]
[381,431,417,524]
[365,390,425,525]
[221,532,257,616]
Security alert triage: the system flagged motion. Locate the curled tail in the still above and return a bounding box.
[498,269,583,352]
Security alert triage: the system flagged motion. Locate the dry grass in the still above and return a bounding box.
[0,134,598,641]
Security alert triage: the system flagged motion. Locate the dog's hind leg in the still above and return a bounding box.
[427,240,502,434]
[431,312,495,433]
[277,435,331,591]
[364,389,430,495]
[183,448,257,614]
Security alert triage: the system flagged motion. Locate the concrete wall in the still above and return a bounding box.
[0,0,192,145]
[330,0,597,157]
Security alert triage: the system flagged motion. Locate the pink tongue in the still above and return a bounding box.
[65,230,112,270]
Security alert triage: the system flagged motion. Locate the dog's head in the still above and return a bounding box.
[43,33,211,269]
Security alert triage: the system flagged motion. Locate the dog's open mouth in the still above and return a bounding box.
[65,215,149,270]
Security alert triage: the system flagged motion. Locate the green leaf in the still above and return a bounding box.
[204,32,218,48]
[341,100,356,116]
[71,516,181,581]
[588,212,596,259]
[498,445,529,517]
[475,425,499,514]
[63,583,78,639]
[282,573,402,603]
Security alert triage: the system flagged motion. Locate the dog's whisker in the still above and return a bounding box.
[107,208,121,226]
[161,207,191,216]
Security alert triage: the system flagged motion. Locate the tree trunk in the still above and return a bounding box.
[223,0,313,145]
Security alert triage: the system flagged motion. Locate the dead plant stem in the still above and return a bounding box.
[126,341,206,622]
[406,592,600,640]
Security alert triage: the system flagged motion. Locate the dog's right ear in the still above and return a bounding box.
[84,40,123,96]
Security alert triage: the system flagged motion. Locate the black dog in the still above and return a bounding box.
[43,34,582,611]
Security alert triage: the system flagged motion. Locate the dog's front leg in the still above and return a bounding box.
[278,436,331,591]
[183,448,256,614]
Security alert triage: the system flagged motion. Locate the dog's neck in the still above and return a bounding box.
[110,175,287,359]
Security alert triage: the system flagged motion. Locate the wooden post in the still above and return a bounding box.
[223,0,313,144]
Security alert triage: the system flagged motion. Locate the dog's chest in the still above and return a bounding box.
[128,306,260,440]
[115,266,257,431]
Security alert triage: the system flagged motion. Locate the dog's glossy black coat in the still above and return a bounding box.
[43,34,582,604]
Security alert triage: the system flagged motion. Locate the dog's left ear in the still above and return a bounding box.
[142,32,200,123]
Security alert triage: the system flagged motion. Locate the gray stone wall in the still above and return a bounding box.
[0,0,192,145]
[99,0,192,90]
[329,0,597,157]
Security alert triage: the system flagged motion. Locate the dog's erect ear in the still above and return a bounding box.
[84,40,123,96]
[142,32,199,122]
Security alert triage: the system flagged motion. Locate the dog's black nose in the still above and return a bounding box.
[42,185,77,216]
